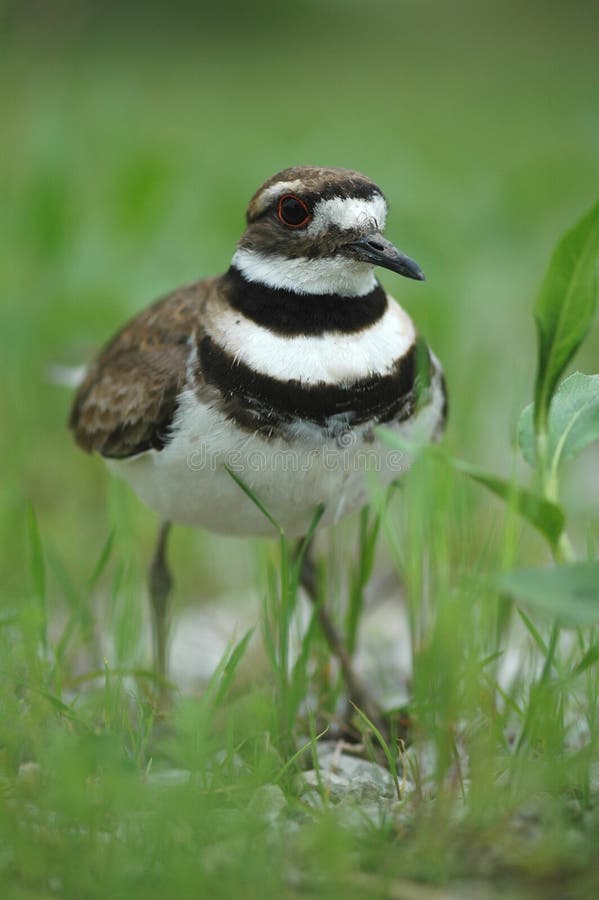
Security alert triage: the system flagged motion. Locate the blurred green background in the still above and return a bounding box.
[1,0,598,602]
[1,4,599,897]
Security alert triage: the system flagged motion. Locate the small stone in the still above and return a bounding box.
[145,768,192,787]
[298,743,400,804]
[17,761,41,792]
[248,784,287,825]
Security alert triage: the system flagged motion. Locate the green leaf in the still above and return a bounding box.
[448,457,565,548]
[496,561,599,625]
[533,200,599,433]
[519,372,599,470]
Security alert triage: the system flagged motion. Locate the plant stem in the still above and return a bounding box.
[515,412,577,756]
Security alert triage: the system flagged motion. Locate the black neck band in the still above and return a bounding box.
[223,266,387,337]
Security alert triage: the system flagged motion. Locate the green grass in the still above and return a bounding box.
[1,3,599,898]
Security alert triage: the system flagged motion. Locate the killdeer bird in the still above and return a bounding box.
[70,166,447,716]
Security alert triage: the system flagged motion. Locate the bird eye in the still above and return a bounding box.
[277,195,311,227]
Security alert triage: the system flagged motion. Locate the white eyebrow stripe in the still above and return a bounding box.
[309,195,387,234]
[255,180,303,212]
[231,248,377,297]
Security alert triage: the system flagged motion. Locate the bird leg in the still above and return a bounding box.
[148,521,172,694]
[296,538,387,738]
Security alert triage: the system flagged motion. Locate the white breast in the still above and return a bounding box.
[106,362,446,540]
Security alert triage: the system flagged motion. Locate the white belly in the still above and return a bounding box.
[108,372,445,539]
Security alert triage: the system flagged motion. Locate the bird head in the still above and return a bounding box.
[232,166,424,297]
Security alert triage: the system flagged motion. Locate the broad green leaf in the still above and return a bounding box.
[533,199,599,433]
[496,561,599,625]
[449,457,565,548]
[519,371,599,468]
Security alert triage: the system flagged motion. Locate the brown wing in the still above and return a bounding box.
[69,278,216,459]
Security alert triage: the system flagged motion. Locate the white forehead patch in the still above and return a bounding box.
[309,195,387,235]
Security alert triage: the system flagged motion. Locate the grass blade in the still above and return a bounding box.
[347,507,380,656]
[517,607,549,657]
[215,627,255,705]
[449,457,565,549]
[86,529,115,592]
[352,704,402,801]
[274,726,328,784]
[26,503,47,650]
[225,466,281,533]
[572,644,599,676]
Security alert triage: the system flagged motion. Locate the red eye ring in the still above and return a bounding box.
[277,194,311,228]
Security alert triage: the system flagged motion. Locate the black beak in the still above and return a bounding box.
[344,232,425,281]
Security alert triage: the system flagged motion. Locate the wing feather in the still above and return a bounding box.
[69,280,214,458]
